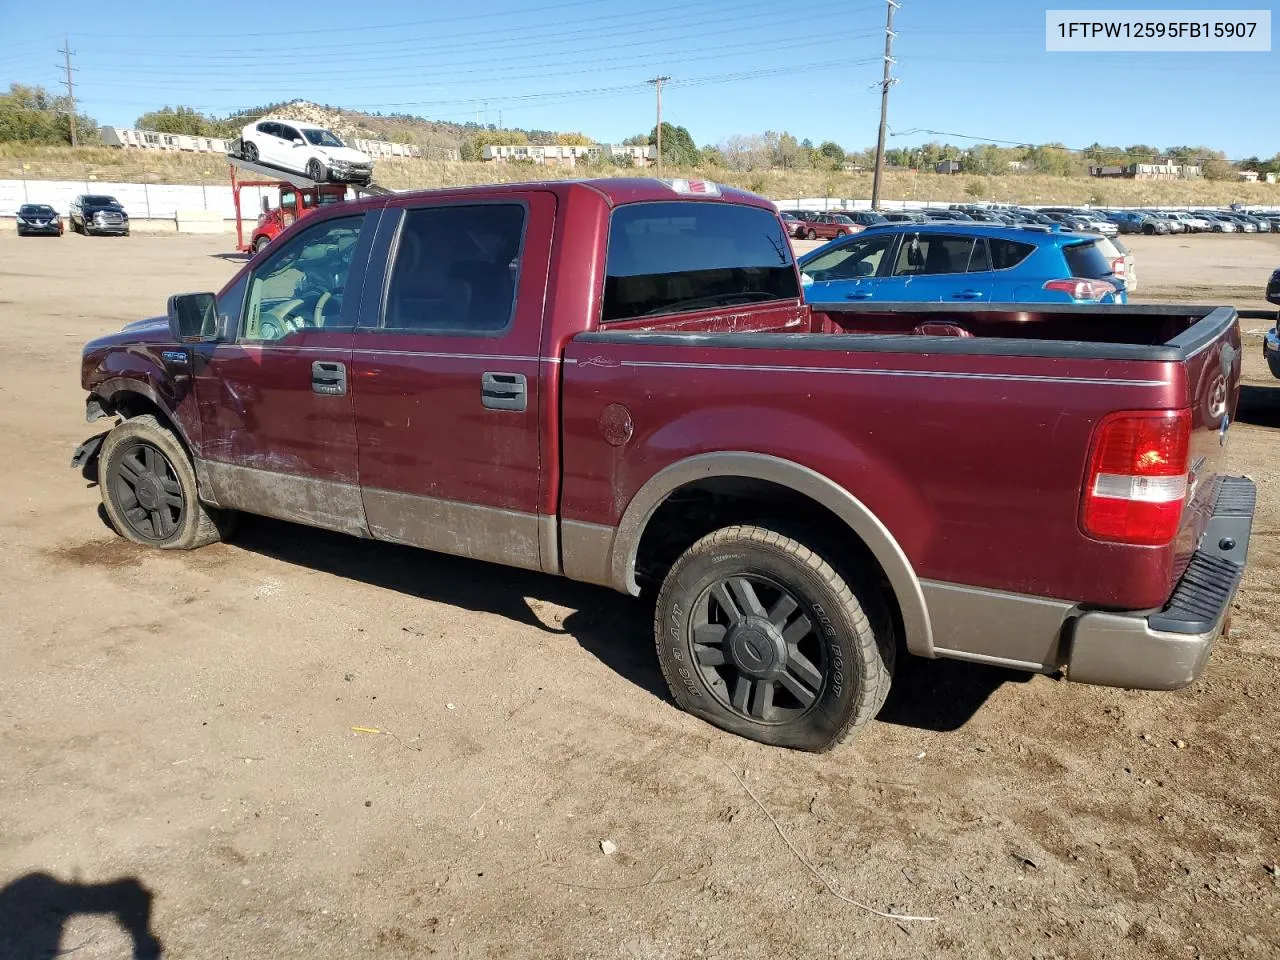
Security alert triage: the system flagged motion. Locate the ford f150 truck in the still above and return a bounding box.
[73,177,1255,752]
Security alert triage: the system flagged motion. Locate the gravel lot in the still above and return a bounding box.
[1,229,1277,959]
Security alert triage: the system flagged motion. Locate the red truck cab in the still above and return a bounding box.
[76,177,1256,752]
[235,180,349,254]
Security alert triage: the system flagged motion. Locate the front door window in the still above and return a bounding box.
[241,216,364,342]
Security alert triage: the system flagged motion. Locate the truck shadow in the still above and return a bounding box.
[0,872,163,960]
[1236,384,1280,428]
[229,516,671,702]
[228,516,1013,732]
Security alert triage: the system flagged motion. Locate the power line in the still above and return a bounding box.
[57,37,77,147]
[870,0,899,210]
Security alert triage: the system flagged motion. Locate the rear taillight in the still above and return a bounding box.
[1081,410,1191,546]
[1043,278,1117,301]
[1111,257,1126,277]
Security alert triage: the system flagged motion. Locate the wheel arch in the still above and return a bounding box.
[92,380,221,506]
[610,452,934,657]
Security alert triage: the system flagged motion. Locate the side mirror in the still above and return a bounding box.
[854,261,875,278]
[293,138,306,146]
[167,292,219,342]
[261,196,270,214]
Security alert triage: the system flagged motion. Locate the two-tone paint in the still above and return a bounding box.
[81,178,1251,690]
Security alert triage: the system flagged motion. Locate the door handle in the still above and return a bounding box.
[481,372,527,412]
[951,290,985,300]
[312,360,347,396]
[844,291,873,300]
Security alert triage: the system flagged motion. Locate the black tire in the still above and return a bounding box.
[122,229,130,237]
[242,141,259,162]
[99,414,236,550]
[654,524,895,752]
[1268,355,1280,380]
[253,235,270,253]
[306,158,326,182]
[1143,224,1156,235]
[806,229,817,240]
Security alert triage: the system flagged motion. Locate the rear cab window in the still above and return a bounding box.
[1063,240,1116,280]
[603,202,798,321]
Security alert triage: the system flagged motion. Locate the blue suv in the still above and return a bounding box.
[797,222,1126,305]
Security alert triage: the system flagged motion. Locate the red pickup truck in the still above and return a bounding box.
[74,178,1255,752]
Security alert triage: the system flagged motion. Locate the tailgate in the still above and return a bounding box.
[1174,310,1243,576]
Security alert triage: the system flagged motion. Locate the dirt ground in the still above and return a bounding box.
[0,229,1277,960]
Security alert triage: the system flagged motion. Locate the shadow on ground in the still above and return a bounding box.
[231,516,670,701]
[209,252,251,262]
[1236,384,1280,428]
[227,516,1012,731]
[0,872,163,960]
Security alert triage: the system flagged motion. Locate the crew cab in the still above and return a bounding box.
[74,178,1255,752]
[69,194,129,236]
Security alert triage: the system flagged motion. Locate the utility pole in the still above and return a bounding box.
[58,37,78,147]
[647,75,670,176]
[870,0,899,210]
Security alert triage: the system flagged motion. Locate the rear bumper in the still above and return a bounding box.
[1065,476,1255,690]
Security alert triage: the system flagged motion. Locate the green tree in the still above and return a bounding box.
[0,82,98,144]
[817,140,845,169]
[649,122,700,166]
[556,131,594,146]
[622,133,650,146]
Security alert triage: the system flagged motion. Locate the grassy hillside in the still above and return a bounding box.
[4,143,1278,208]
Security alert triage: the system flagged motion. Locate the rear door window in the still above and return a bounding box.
[1063,240,1115,280]
[892,233,974,276]
[603,202,798,321]
[988,238,1036,270]
[383,203,527,334]
[966,238,992,272]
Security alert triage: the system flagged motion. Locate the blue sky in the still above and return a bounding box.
[2,0,1276,157]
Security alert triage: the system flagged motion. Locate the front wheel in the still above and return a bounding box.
[242,141,259,162]
[306,158,327,182]
[654,525,894,752]
[99,414,236,550]
[806,229,817,240]
[253,235,270,253]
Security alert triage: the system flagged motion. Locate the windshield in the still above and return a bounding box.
[19,205,53,216]
[85,195,118,206]
[303,128,346,148]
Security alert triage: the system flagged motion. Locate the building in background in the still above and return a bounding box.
[482,144,654,167]
[99,127,442,161]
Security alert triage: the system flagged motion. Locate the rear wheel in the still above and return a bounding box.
[242,141,259,162]
[654,524,894,752]
[99,414,236,550]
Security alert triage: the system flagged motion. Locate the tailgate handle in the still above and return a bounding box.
[311,360,347,396]
[482,372,527,412]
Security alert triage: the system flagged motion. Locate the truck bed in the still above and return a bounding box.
[559,301,1241,672]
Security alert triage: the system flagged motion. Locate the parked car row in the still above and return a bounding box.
[11,195,130,237]
[785,203,1280,240]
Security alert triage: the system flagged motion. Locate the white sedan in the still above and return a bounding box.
[238,120,374,185]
